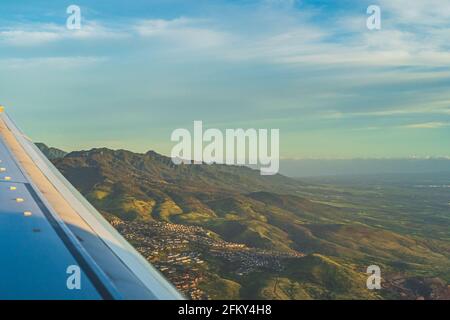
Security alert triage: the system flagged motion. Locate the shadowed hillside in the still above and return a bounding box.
[35,143,67,159]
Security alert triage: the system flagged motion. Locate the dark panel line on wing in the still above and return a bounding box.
[24,183,115,300]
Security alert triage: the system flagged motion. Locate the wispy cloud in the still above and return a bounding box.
[0,22,127,47]
[378,0,450,25]
[0,29,62,46]
[0,56,107,69]
[1,0,449,158]
[401,122,450,129]
[2,4,449,69]
[133,18,230,49]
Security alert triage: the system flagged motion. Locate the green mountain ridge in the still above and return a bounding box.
[35,143,67,159]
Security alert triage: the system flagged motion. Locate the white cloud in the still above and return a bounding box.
[206,1,450,69]
[133,18,230,49]
[2,5,449,70]
[0,56,107,69]
[0,30,62,46]
[401,122,450,129]
[326,100,450,119]
[0,22,126,47]
[378,0,450,26]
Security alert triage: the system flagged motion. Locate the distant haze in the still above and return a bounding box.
[279,159,450,178]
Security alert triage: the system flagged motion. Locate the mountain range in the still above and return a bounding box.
[36,143,450,300]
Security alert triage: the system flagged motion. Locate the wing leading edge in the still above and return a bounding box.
[0,107,183,300]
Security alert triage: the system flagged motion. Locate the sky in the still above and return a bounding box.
[0,0,449,159]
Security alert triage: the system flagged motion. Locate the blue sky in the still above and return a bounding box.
[0,0,449,159]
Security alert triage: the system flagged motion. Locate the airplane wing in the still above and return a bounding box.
[0,106,183,300]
